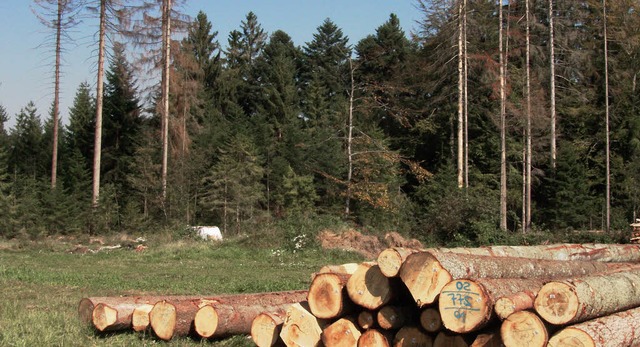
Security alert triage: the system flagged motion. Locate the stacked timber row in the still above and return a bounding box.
[79,243,640,346]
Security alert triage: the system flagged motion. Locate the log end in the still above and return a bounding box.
[358,329,392,347]
[280,302,323,347]
[439,280,491,334]
[378,248,404,277]
[394,326,433,347]
[321,318,361,347]
[433,331,468,347]
[534,282,578,325]
[92,303,118,332]
[399,252,451,307]
[548,327,595,347]
[420,308,442,333]
[500,311,548,347]
[378,306,406,330]
[347,263,394,310]
[308,273,347,319]
[149,301,177,341]
[78,298,95,325]
[132,304,154,332]
[357,310,376,330]
[194,304,219,339]
[251,312,283,347]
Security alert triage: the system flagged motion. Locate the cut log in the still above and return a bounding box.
[433,331,469,347]
[377,305,416,330]
[322,317,362,347]
[534,267,640,325]
[78,295,199,326]
[347,262,395,310]
[132,304,154,332]
[280,301,327,347]
[443,243,640,262]
[318,263,360,275]
[470,333,502,347]
[358,329,392,347]
[494,291,537,320]
[358,310,377,330]
[378,248,422,278]
[500,311,549,347]
[547,306,640,347]
[393,326,432,347]
[399,251,622,307]
[433,331,501,347]
[194,290,308,339]
[308,272,354,319]
[149,300,198,340]
[439,278,547,333]
[419,308,442,333]
[251,311,286,347]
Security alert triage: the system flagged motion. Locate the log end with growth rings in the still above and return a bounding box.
[547,327,595,347]
[308,273,348,319]
[500,310,549,347]
[132,304,154,332]
[419,307,442,333]
[358,329,391,347]
[534,282,578,325]
[394,326,433,347]
[377,248,406,277]
[321,317,361,347]
[347,262,394,310]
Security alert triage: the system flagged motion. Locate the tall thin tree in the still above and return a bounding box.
[525,0,532,232]
[92,0,107,207]
[161,0,172,201]
[499,0,508,231]
[457,0,464,189]
[603,0,611,232]
[549,0,557,168]
[32,0,81,189]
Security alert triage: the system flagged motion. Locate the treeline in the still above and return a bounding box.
[0,1,638,243]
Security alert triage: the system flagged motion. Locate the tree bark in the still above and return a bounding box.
[439,277,547,333]
[500,310,550,347]
[547,306,640,347]
[279,301,327,347]
[358,329,392,347]
[322,317,362,347]
[499,0,508,231]
[393,326,432,347]
[317,263,360,276]
[308,272,354,319]
[443,243,640,262]
[420,307,442,333]
[603,0,611,233]
[347,262,395,310]
[160,0,172,202]
[399,251,623,307]
[535,267,640,325]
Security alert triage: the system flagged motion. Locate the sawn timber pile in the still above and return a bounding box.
[78,243,640,346]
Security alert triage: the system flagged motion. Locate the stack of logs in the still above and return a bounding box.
[79,243,640,346]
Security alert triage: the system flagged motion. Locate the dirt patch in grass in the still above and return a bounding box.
[317,229,422,260]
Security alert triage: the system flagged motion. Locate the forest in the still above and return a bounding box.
[0,0,638,245]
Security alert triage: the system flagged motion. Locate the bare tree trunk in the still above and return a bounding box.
[92,0,106,207]
[463,0,469,189]
[525,0,532,232]
[50,0,63,190]
[499,0,508,231]
[549,0,557,168]
[603,0,611,233]
[457,1,464,189]
[346,58,355,216]
[161,0,171,203]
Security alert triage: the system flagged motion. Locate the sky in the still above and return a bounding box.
[0,0,422,128]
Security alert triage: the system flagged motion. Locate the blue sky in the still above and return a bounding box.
[0,0,421,127]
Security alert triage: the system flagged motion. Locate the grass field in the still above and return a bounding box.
[0,235,363,346]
